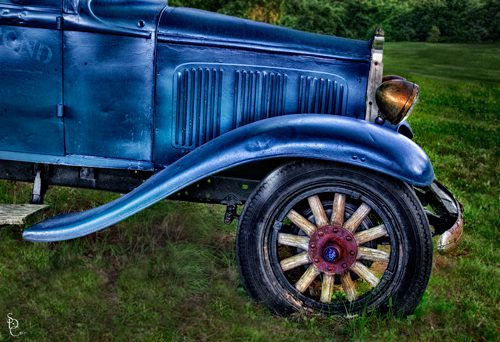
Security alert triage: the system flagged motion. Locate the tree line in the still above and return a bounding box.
[169,0,500,43]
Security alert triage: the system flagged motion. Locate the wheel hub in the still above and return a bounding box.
[308,225,358,275]
[323,246,339,262]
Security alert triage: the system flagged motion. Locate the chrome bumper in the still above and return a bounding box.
[437,201,464,253]
[415,181,464,254]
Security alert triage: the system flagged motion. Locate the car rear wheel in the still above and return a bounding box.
[236,161,432,316]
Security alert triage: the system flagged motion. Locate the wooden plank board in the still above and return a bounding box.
[0,204,48,225]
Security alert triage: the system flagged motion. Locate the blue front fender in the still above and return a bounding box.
[23,115,433,242]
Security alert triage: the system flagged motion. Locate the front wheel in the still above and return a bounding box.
[236,161,432,316]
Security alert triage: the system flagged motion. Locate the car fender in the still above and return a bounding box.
[23,114,434,242]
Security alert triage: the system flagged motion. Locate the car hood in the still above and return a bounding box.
[158,7,372,62]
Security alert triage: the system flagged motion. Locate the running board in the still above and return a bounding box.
[0,204,48,225]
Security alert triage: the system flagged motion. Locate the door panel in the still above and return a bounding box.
[0,24,64,156]
[63,31,155,162]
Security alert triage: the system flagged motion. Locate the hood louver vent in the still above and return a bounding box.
[173,67,224,149]
[233,70,288,128]
[171,64,349,150]
[298,76,346,115]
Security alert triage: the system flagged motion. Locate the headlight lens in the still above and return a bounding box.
[375,76,419,124]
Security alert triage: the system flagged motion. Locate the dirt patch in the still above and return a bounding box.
[433,255,457,274]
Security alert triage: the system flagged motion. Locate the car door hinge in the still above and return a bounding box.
[56,104,64,118]
[57,16,64,30]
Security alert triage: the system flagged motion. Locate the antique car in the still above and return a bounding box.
[0,0,463,317]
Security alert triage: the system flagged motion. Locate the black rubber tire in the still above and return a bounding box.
[236,160,432,317]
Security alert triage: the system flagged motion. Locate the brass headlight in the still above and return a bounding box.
[375,76,419,124]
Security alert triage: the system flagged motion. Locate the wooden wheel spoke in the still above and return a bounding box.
[280,252,310,272]
[320,274,335,303]
[358,247,390,262]
[343,203,371,233]
[331,193,346,226]
[307,195,329,227]
[287,210,317,237]
[341,272,357,302]
[278,233,310,251]
[295,265,321,293]
[350,262,380,288]
[354,224,387,245]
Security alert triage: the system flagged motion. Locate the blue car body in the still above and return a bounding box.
[0,0,439,242]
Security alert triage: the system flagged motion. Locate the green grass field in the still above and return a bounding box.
[1,43,498,341]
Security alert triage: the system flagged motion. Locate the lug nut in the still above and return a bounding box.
[342,263,348,268]
[346,236,352,241]
[333,228,338,233]
[327,267,333,272]
[314,258,320,263]
[349,251,355,256]
[310,243,316,248]
[318,231,324,237]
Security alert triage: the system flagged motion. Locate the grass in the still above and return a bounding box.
[1,43,499,341]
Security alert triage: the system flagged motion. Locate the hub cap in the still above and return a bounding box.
[308,225,358,275]
[323,246,339,263]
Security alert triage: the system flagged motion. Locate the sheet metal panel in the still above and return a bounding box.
[158,7,371,62]
[63,31,155,162]
[0,1,62,29]
[0,25,63,155]
[154,44,368,165]
[0,0,61,10]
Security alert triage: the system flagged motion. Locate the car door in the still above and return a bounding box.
[61,1,158,163]
[0,0,64,156]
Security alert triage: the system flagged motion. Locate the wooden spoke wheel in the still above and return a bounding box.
[236,161,433,317]
[279,195,389,304]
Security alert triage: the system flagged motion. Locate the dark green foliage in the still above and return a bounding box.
[169,0,500,42]
[279,1,341,35]
[387,0,500,42]
[169,0,226,12]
